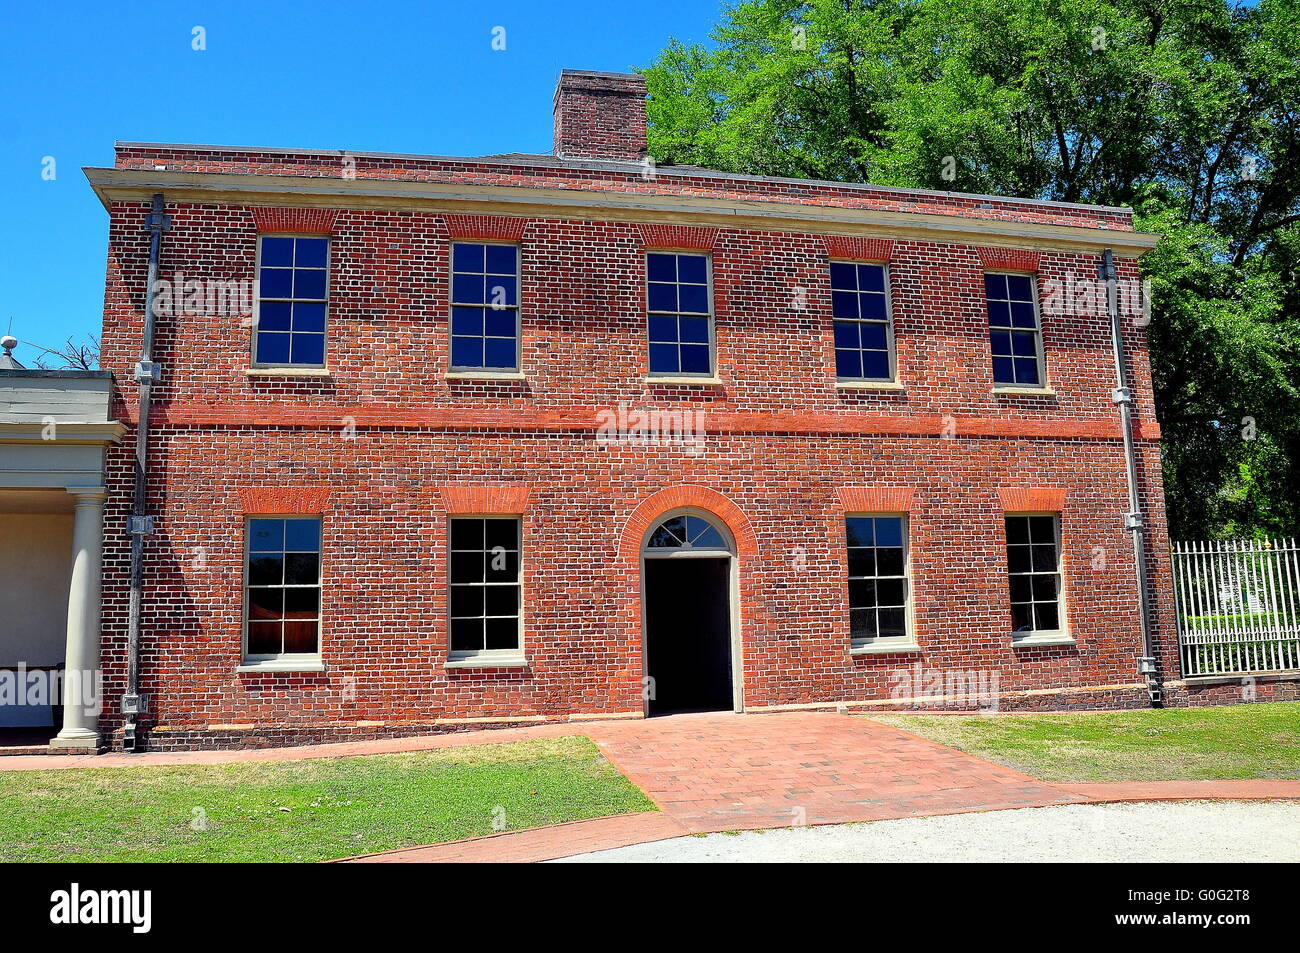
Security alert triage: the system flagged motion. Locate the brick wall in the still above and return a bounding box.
[94,175,1178,748]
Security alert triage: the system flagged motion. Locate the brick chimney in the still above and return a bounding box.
[552,69,648,162]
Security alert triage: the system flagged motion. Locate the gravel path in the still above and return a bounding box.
[554,801,1300,863]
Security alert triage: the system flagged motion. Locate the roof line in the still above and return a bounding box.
[111,141,1136,215]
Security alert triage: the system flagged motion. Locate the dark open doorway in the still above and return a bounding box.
[644,557,733,715]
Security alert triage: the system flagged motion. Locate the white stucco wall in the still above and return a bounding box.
[0,513,72,665]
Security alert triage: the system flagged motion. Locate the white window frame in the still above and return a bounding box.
[447,241,523,376]
[445,514,526,668]
[830,260,898,384]
[251,233,330,370]
[985,270,1050,392]
[645,250,716,379]
[239,514,325,672]
[846,512,917,653]
[1005,511,1071,645]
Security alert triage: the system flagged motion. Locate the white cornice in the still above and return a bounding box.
[83,167,1161,257]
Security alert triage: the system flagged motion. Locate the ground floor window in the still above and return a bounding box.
[448,516,522,658]
[245,517,321,659]
[1005,514,1065,637]
[846,515,910,648]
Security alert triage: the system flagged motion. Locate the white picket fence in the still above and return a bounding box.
[1172,538,1300,677]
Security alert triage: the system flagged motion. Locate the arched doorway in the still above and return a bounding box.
[641,510,738,716]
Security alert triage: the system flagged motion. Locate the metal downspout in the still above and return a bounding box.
[122,192,168,750]
[1101,248,1160,705]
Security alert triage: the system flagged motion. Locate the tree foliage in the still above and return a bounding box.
[642,0,1300,539]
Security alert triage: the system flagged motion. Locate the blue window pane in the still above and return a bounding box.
[292,302,326,333]
[992,356,1015,384]
[990,330,1011,356]
[485,244,517,275]
[453,243,485,273]
[860,322,888,351]
[677,255,707,284]
[294,238,328,268]
[453,274,485,304]
[858,293,888,321]
[486,275,517,307]
[1011,331,1037,356]
[260,268,293,299]
[835,349,861,377]
[1011,302,1037,329]
[861,351,890,379]
[874,517,903,547]
[484,309,516,338]
[484,337,516,369]
[261,237,293,267]
[290,333,324,365]
[845,518,874,547]
[647,253,676,282]
[647,283,677,312]
[250,519,284,552]
[649,343,679,373]
[1006,275,1033,301]
[987,300,1012,327]
[831,291,859,319]
[1014,357,1040,384]
[451,336,484,368]
[284,519,320,552]
[259,301,291,331]
[857,265,886,293]
[680,344,711,374]
[255,332,290,365]
[833,321,859,348]
[451,307,484,336]
[647,315,677,343]
[293,269,326,300]
[678,284,709,314]
[678,315,709,344]
[829,262,857,291]
[984,273,1007,299]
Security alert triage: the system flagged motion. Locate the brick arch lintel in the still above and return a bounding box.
[248,207,339,235]
[619,485,758,558]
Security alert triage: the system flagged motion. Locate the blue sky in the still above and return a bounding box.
[0,0,722,365]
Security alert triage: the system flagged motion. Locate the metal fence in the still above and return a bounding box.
[1172,538,1300,677]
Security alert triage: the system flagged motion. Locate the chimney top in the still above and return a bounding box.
[552,69,648,163]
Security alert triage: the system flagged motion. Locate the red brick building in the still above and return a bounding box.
[81,69,1192,750]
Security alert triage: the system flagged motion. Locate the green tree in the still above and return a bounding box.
[642,0,1300,539]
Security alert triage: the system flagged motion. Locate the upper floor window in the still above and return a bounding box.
[450,243,520,372]
[255,236,328,367]
[846,515,910,649]
[1005,514,1065,637]
[831,262,894,381]
[246,517,322,660]
[985,273,1043,387]
[647,252,713,376]
[448,517,522,659]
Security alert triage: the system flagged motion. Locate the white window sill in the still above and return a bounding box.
[851,642,922,656]
[444,655,529,670]
[836,380,905,392]
[237,659,327,673]
[1011,634,1075,648]
[992,386,1056,397]
[245,367,331,378]
[444,371,526,381]
[645,376,723,386]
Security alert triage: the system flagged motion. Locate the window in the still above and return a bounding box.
[647,252,712,376]
[1005,514,1065,636]
[255,236,328,366]
[985,273,1043,387]
[245,518,322,659]
[450,243,520,371]
[645,513,729,551]
[448,517,522,657]
[831,262,894,380]
[846,516,910,647]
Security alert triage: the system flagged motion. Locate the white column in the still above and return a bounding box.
[51,487,106,749]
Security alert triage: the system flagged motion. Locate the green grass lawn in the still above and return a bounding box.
[0,736,654,863]
[869,702,1300,783]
